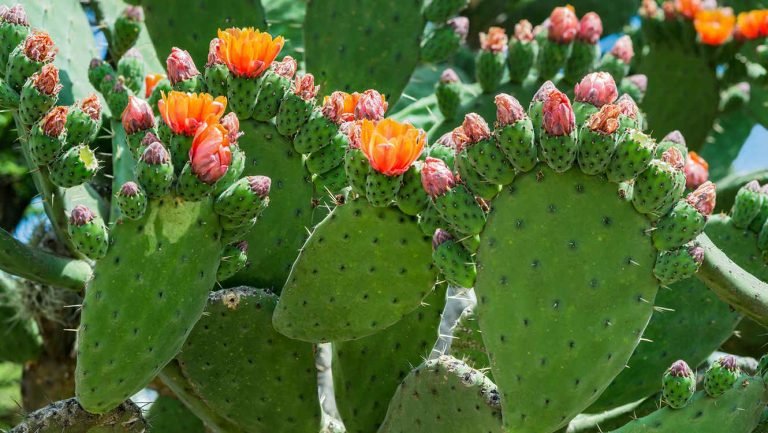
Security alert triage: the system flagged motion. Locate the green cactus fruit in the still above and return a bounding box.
[652,201,707,251]
[177,163,215,202]
[466,137,516,185]
[496,120,537,173]
[221,218,256,245]
[214,175,271,223]
[613,375,768,433]
[227,75,258,119]
[662,360,696,409]
[6,44,42,92]
[421,26,462,63]
[564,42,600,84]
[76,197,222,413]
[18,75,58,126]
[106,77,133,116]
[276,92,314,137]
[599,53,628,83]
[176,288,320,432]
[605,129,654,183]
[137,142,174,198]
[507,39,537,84]
[432,229,476,288]
[653,243,703,285]
[117,49,144,94]
[572,102,599,127]
[294,112,337,154]
[423,0,468,22]
[365,170,402,207]
[115,181,147,220]
[146,396,206,433]
[216,242,248,281]
[306,133,347,175]
[0,77,18,108]
[273,199,437,342]
[539,89,578,173]
[0,6,29,67]
[333,284,446,433]
[529,81,556,144]
[654,131,688,160]
[428,140,455,169]
[633,153,686,217]
[732,181,764,229]
[345,147,369,196]
[703,355,742,398]
[474,165,659,433]
[112,6,143,59]
[253,70,291,122]
[48,145,99,188]
[538,40,572,81]
[748,186,768,233]
[432,184,486,236]
[67,205,108,260]
[419,202,442,237]
[212,144,245,195]
[578,118,619,176]
[148,78,171,113]
[435,71,461,120]
[99,74,116,100]
[204,63,229,97]
[540,129,578,173]
[27,109,66,166]
[455,150,501,200]
[315,164,349,195]
[66,100,101,146]
[377,356,503,433]
[167,133,193,174]
[476,51,505,94]
[397,164,429,216]
[88,58,114,90]
[12,397,147,433]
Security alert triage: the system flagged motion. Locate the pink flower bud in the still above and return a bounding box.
[166,47,200,86]
[495,93,526,127]
[421,157,456,198]
[574,72,618,107]
[123,48,142,61]
[123,5,143,21]
[220,112,243,145]
[322,91,358,124]
[663,2,676,20]
[616,94,639,119]
[667,360,693,377]
[514,19,534,42]
[141,141,170,165]
[461,113,491,144]
[206,38,223,67]
[686,180,716,216]
[578,12,603,44]
[447,16,470,42]
[272,55,297,79]
[450,127,470,153]
[189,122,231,184]
[247,175,271,198]
[235,240,248,253]
[661,147,685,171]
[121,96,155,135]
[663,130,686,146]
[542,90,575,136]
[548,6,579,43]
[292,73,319,101]
[532,80,557,102]
[340,120,362,149]
[718,354,737,370]
[480,26,508,53]
[120,181,141,197]
[587,104,621,134]
[24,30,56,63]
[80,95,102,121]
[745,180,762,193]
[40,106,67,137]
[69,205,94,226]
[354,89,388,121]
[1,4,28,26]
[684,151,708,189]
[627,74,648,93]
[610,35,635,64]
[688,244,705,265]
[141,131,160,148]
[432,228,453,250]
[440,68,460,83]
[32,64,62,96]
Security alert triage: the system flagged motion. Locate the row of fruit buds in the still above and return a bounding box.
[657,354,750,411]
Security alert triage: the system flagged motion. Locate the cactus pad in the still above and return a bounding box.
[146,396,206,433]
[274,199,437,343]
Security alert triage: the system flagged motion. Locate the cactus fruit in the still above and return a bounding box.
[703,355,742,398]
[605,129,655,183]
[65,95,102,146]
[421,17,467,63]
[396,164,429,216]
[564,13,603,84]
[137,141,174,198]
[494,93,536,172]
[48,144,99,188]
[539,89,578,172]
[423,0,468,23]
[214,175,270,222]
[578,104,621,175]
[538,7,578,80]
[0,5,29,67]
[632,147,686,216]
[431,183,486,236]
[476,27,507,93]
[6,30,55,91]
[18,64,61,125]
[117,48,144,94]
[432,229,476,288]
[732,181,764,229]
[252,57,296,121]
[599,35,634,83]
[435,69,461,120]
[27,105,66,166]
[216,242,248,281]
[573,72,618,125]
[166,47,203,93]
[653,243,704,285]
[67,205,108,260]
[88,58,113,90]
[294,112,338,154]
[112,6,143,60]
[661,360,696,409]
[507,20,537,84]
[652,182,715,250]
[276,73,317,137]
[115,181,147,221]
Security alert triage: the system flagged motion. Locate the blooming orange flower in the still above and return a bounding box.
[675,0,702,19]
[158,91,227,136]
[144,73,166,98]
[216,27,284,78]
[189,122,231,184]
[736,10,768,39]
[694,8,735,45]
[322,91,361,124]
[359,118,425,176]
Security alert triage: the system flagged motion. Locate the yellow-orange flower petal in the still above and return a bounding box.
[675,0,702,19]
[144,73,166,98]
[322,91,362,123]
[217,27,285,78]
[359,118,425,176]
[694,8,735,46]
[157,91,227,136]
[737,10,768,39]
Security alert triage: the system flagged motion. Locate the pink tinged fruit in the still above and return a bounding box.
[354,89,388,121]
[611,35,635,64]
[292,74,319,100]
[32,64,62,96]
[340,120,361,149]
[480,27,508,53]
[616,94,639,119]
[684,151,708,190]
[745,180,762,193]
[141,132,160,148]
[440,68,460,83]
[189,123,232,184]
[24,30,57,63]
[664,130,686,146]
[448,17,470,42]
[123,5,144,21]
[120,181,141,197]
[41,106,67,137]
[514,20,534,42]
[142,141,170,165]
[689,244,705,265]
[532,80,557,102]
[272,56,297,79]
[686,181,716,216]
[69,205,95,226]
[719,355,738,370]
[495,93,526,126]
[548,6,579,43]
[574,72,618,107]
[432,228,453,250]
[247,175,271,198]
[661,147,685,171]
[166,47,200,85]
[1,4,28,26]
[207,38,223,67]
[627,74,648,93]
[220,112,243,145]
[542,90,575,136]
[121,96,155,135]
[80,95,102,121]
[578,12,603,44]
[421,157,456,198]
[461,113,491,144]
[668,360,694,377]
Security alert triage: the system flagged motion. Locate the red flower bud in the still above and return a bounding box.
[627,74,648,93]
[686,180,716,216]
[354,89,388,121]
[120,181,141,197]
[292,73,319,101]
[542,90,575,136]
[663,130,686,146]
[577,12,603,44]
[189,122,231,184]
[684,151,709,189]
[667,360,693,377]
[41,106,67,137]
[220,112,243,145]
[206,38,223,67]
[24,30,56,63]
[574,72,618,107]
[495,93,526,127]
[32,64,62,96]
[661,147,685,171]
[121,96,155,135]
[616,94,639,119]
[610,35,635,64]
[166,47,200,86]
[432,228,453,250]
[440,68,460,83]
[447,17,470,42]
[141,141,170,165]
[271,55,297,79]
[688,244,705,265]
[480,27,508,53]
[1,4,28,26]
[421,157,456,198]
[513,19,534,42]
[122,5,143,21]
[141,131,160,148]
[69,205,95,226]
[80,95,102,121]
[549,6,579,43]
[532,80,557,103]
[247,175,271,198]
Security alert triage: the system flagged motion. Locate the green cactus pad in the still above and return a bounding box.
[475,165,658,433]
[146,395,206,433]
[274,199,437,342]
[333,284,445,433]
[433,239,476,288]
[377,356,503,433]
[76,198,222,413]
[225,121,315,291]
[177,288,320,432]
[612,376,768,433]
[304,0,424,106]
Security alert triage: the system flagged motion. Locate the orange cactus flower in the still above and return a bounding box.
[359,118,425,176]
[144,73,166,98]
[675,0,702,19]
[694,8,735,45]
[736,10,768,39]
[322,91,362,124]
[189,122,232,184]
[158,91,227,136]
[216,27,285,78]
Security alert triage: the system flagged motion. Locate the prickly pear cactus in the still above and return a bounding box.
[146,395,206,433]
